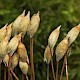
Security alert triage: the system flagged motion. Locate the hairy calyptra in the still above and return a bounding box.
[18,41,29,63]
[66,24,80,45]
[44,45,53,64]
[27,11,40,37]
[0,24,8,42]
[7,33,22,56]
[11,53,19,69]
[12,10,25,36]
[6,23,13,41]
[0,37,8,60]
[48,25,61,49]
[55,37,69,61]
[19,60,29,75]
[18,11,30,38]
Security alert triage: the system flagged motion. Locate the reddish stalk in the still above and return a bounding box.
[0,62,1,80]
[30,37,35,80]
[26,75,29,80]
[10,67,19,80]
[47,64,49,80]
[22,73,25,80]
[8,53,11,80]
[60,46,69,80]
[4,67,6,80]
[60,56,66,80]
[50,49,55,80]
[26,60,33,77]
[65,55,68,80]
[8,53,18,80]
[56,61,59,80]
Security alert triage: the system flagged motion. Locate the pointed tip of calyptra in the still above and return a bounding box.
[21,10,26,16]
[26,11,30,17]
[36,11,40,20]
[32,11,40,18]
[76,23,80,31]
[76,23,80,27]
[37,11,40,15]
[5,23,8,27]
[34,11,40,16]
[11,22,13,25]
[57,25,61,30]
[28,11,30,15]
[8,22,13,27]
[2,23,8,29]
[78,23,80,26]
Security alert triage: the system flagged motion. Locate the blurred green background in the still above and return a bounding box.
[0,0,80,80]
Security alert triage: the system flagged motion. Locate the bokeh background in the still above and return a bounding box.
[0,0,80,80]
